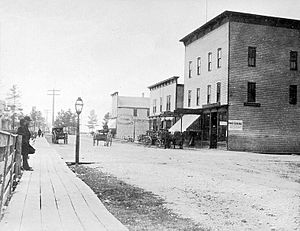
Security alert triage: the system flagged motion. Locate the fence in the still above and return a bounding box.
[0,131,22,217]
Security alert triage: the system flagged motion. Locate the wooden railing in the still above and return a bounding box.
[0,131,22,217]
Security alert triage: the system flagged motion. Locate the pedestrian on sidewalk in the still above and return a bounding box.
[17,116,33,171]
[38,128,42,137]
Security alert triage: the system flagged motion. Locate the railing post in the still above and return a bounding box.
[14,135,22,179]
[0,134,11,216]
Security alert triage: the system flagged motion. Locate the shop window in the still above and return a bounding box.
[248,46,256,67]
[290,51,298,70]
[289,85,297,105]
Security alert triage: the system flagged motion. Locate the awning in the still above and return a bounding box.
[107,118,117,129]
[169,114,200,133]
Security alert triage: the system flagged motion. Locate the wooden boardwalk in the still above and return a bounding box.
[0,138,128,231]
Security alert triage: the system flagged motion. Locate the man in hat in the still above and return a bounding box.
[17,116,33,171]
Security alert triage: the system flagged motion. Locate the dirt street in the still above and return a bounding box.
[49,135,300,231]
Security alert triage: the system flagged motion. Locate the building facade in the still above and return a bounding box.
[148,76,184,131]
[179,11,300,153]
[109,92,150,140]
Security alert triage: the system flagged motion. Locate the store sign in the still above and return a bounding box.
[228,120,243,131]
[220,121,227,126]
[117,115,133,125]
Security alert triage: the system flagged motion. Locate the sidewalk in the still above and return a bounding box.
[0,138,128,231]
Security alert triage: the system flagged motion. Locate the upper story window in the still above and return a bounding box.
[208,52,212,71]
[166,95,171,111]
[188,90,192,107]
[188,61,192,78]
[207,85,211,104]
[147,109,150,117]
[217,48,222,68]
[133,108,137,117]
[196,88,200,106]
[153,99,157,114]
[290,51,298,70]
[247,82,256,102]
[159,97,163,112]
[216,82,221,103]
[289,85,297,105]
[248,47,256,67]
[197,57,201,75]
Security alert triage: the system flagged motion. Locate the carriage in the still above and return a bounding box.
[93,130,112,146]
[52,127,68,144]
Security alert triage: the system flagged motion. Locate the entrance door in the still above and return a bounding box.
[210,112,218,148]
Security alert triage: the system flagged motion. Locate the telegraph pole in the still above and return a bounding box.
[47,89,60,128]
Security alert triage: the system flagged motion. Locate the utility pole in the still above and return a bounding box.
[47,89,60,128]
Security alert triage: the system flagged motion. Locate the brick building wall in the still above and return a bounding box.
[228,21,300,153]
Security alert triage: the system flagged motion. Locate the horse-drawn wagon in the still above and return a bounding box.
[52,127,68,144]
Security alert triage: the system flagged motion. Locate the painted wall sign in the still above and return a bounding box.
[228,120,243,130]
[117,115,133,125]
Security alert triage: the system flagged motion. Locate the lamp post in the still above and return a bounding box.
[75,97,83,165]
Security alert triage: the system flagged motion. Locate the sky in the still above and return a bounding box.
[0,0,299,129]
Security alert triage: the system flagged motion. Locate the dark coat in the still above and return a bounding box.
[17,125,31,155]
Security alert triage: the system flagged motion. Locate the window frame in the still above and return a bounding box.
[248,46,256,67]
[217,48,222,68]
[196,88,200,106]
[188,61,192,78]
[290,51,298,71]
[216,82,221,103]
[197,57,201,75]
[208,52,212,71]
[247,82,256,103]
[153,99,157,114]
[133,108,137,117]
[289,85,297,105]
[159,97,163,112]
[188,90,192,107]
[207,85,211,104]
[166,95,171,111]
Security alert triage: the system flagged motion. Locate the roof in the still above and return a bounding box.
[180,11,300,46]
[118,96,150,108]
[148,76,180,90]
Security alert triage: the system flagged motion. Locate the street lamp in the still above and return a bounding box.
[75,97,83,164]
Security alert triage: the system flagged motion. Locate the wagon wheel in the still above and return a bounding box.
[143,136,152,146]
[155,139,162,148]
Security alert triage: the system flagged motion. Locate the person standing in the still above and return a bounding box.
[38,128,42,137]
[17,116,33,171]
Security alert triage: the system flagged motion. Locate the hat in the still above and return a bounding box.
[24,116,32,121]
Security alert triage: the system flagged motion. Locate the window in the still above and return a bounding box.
[166,95,171,111]
[147,109,150,117]
[197,57,201,75]
[247,82,256,102]
[160,97,163,112]
[216,82,221,103]
[188,61,192,78]
[289,85,297,104]
[217,48,222,68]
[133,108,137,117]
[207,85,211,104]
[208,52,212,71]
[290,51,298,70]
[153,99,157,113]
[188,90,192,107]
[196,88,200,106]
[248,47,256,67]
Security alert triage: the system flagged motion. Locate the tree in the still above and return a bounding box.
[102,112,110,131]
[54,109,77,134]
[30,107,46,131]
[87,110,98,132]
[6,85,22,130]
